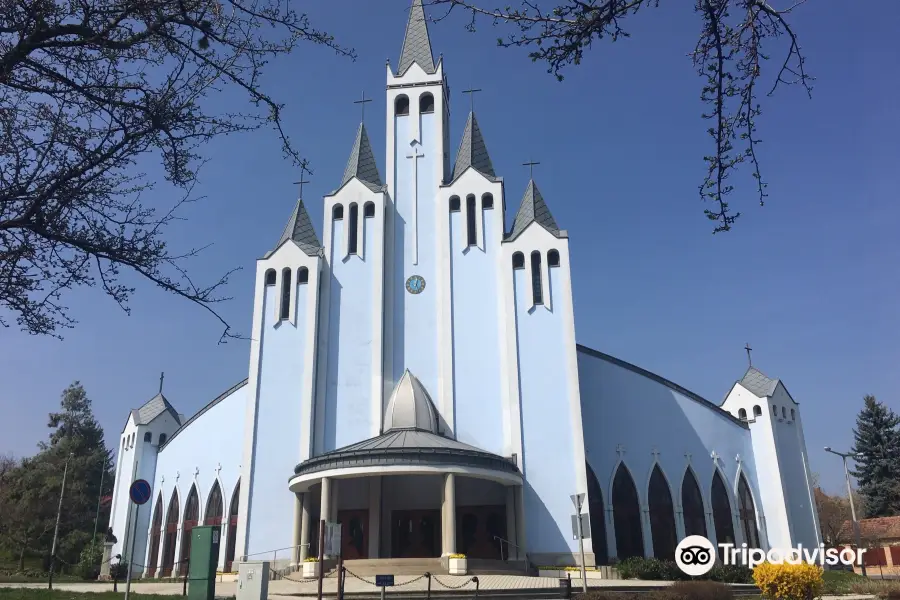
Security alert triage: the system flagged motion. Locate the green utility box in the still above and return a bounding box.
[188,526,221,600]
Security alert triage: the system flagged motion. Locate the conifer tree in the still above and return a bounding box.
[851,395,900,518]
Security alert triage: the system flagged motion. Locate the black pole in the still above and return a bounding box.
[316,520,325,600]
[472,575,479,599]
[426,572,431,600]
[182,559,188,596]
[113,558,120,593]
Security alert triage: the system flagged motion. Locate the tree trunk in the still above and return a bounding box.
[18,544,26,571]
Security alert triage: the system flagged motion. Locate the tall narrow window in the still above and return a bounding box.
[159,433,167,445]
[790,408,795,420]
[449,196,460,212]
[205,481,224,526]
[782,406,787,419]
[466,195,477,246]
[348,203,359,255]
[531,251,543,305]
[648,465,677,560]
[265,269,276,286]
[333,204,344,220]
[482,193,494,209]
[148,495,163,576]
[144,432,152,442]
[738,475,760,548]
[738,408,747,420]
[225,481,240,572]
[298,267,309,284]
[681,469,707,538]
[280,268,291,320]
[754,405,762,417]
[364,202,375,218]
[712,471,736,558]
[586,463,608,565]
[161,491,180,577]
[512,252,525,270]
[395,95,409,116]
[772,404,777,416]
[419,92,434,113]
[612,464,643,559]
[548,250,560,268]
[180,485,199,576]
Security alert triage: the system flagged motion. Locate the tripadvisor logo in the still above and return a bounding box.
[675,536,866,575]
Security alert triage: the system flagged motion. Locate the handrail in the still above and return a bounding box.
[493,535,528,565]
[240,543,310,561]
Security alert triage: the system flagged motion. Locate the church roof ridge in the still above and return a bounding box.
[340,122,383,192]
[739,366,780,399]
[127,392,181,431]
[451,111,496,183]
[275,198,323,257]
[397,0,436,76]
[506,178,562,241]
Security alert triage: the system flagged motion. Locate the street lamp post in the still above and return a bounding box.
[48,453,74,590]
[824,446,867,577]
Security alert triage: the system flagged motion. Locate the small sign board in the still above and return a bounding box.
[571,513,591,540]
[375,574,395,587]
[570,493,585,510]
[129,479,152,505]
[324,522,342,557]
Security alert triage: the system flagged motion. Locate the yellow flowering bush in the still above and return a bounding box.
[753,562,824,600]
[448,553,466,559]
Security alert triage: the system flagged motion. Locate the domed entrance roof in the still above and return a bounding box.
[383,369,439,433]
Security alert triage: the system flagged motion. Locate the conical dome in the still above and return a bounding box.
[383,369,439,433]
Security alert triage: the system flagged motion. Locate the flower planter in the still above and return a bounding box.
[448,557,467,575]
[302,561,320,578]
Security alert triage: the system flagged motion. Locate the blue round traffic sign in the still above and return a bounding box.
[129,479,152,505]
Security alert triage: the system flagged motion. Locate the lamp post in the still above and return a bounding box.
[824,446,866,576]
[48,452,74,590]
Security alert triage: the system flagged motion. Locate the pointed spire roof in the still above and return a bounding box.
[128,393,181,430]
[507,179,561,241]
[340,123,383,192]
[398,0,436,76]
[275,198,322,256]
[383,369,439,433]
[739,367,780,399]
[451,112,496,182]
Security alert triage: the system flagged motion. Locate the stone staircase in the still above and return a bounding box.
[340,558,531,577]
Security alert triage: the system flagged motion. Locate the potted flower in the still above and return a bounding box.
[302,557,319,578]
[448,553,467,575]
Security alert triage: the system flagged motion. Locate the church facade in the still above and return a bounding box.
[106,0,821,577]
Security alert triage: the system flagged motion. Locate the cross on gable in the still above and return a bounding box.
[522,159,540,179]
[194,467,200,478]
[175,471,180,481]
[216,463,222,476]
[735,454,742,464]
[651,447,661,459]
[710,450,720,463]
[353,91,372,122]
[462,88,482,113]
[161,475,165,484]
[615,444,626,456]
[684,452,692,464]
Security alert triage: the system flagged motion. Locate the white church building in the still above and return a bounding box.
[106,0,821,577]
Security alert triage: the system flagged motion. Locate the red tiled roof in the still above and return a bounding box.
[838,516,900,544]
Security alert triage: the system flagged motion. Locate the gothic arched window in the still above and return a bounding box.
[466,195,477,246]
[682,468,707,538]
[612,464,644,559]
[395,95,409,116]
[782,406,787,419]
[280,268,291,320]
[333,204,344,220]
[531,251,543,305]
[205,481,224,526]
[159,433,167,446]
[348,203,359,255]
[449,196,460,212]
[148,494,163,576]
[711,471,736,556]
[482,193,494,209]
[512,252,524,270]
[586,462,609,564]
[364,202,375,218]
[180,485,200,576]
[548,250,560,268]
[265,269,276,286]
[419,92,434,114]
[648,465,677,560]
[738,474,760,548]
[297,267,309,285]
[161,490,180,576]
[754,405,762,417]
[772,404,777,416]
[225,481,240,572]
[144,432,152,442]
[738,408,747,421]
[791,408,795,421]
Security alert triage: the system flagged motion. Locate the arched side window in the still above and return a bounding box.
[204,481,224,526]
[333,204,344,220]
[711,471,736,558]
[466,195,477,246]
[753,405,762,417]
[297,267,309,285]
[512,252,524,270]
[348,203,359,255]
[548,250,560,268]
[648,465,677,560]
[772,404,777,416]
[144,432,152,442]
[482,193,494,209]
[180,485,200,576]
[531,251,543,305]
[148,494,163,576]
[449,196,460,212]
[681,469,707,538]
[738,408,747,421]
[280,268,292,320]
[159,433,167,446]
[790,408,795,421]
[161,490,180,577]
[395,95,409,116]
[364,202,375,218]
[612,464,644,559]
[782,406,787,419]
[419,92,434,114]
[264,269,276,286]
[586,463,609,565]
[738,474,760,548]
[225,481,241,572]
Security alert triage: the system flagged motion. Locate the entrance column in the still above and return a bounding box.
[299,493,311,561]
[506,486,518,560]
[321,477,332,522]
[291,492,302,568]
[368,476,382,558]
[331,479,340,524]
[442,473,456,556]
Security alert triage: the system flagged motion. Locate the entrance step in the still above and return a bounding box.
[343,558,442,576]
[465,558,531,575]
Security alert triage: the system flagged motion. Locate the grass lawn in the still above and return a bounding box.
[822,569,866,595]
[0,591,164,600]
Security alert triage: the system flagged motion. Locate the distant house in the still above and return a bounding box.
[838,516,900,574]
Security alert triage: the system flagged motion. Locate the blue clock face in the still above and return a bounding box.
[406,275,425,295]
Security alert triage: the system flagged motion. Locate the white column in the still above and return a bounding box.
[505,486,518,561]
[442,473,456,556]
[515,485,526,560]
[331,479,340,523]
[291,492,302,567]
[321,478,332,522]
[299,493,311,561]
[368,477,382,558]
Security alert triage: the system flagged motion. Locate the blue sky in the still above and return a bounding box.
[1,0,897,496]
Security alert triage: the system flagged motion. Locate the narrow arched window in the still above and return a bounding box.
[682,469,707,538]
[753,405,762,417]
[297,267,309,285]
[649,465,677,560]
[364,202,375,218]
[148,494,163,576]
[548,250,560,268]
[586,462,608,565]
[782,406,787,419]
[419,92,434,114]
[265,269,276,286]
[333,204,344,220]
[144,432,152,443]
[225,481,240,572]
[712,471,736,557]
[204,481,224,526]
[348,203,359,255]
[612,464,643,559]
[738,475,760,548]
[466,195,477,246]
[772,404,777,416]
[531,251,543,305]
[159,433,167,445]
[449,196,460,212]
[161,490,180,576]
[738,408,747,421]
[280,268,291,320]
[512,252,524,270]
[482,193,494,209]
[180,485,200,576]
[790,408,795,421]
[395,95,409,116]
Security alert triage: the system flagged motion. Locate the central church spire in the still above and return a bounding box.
[397,0,436,76]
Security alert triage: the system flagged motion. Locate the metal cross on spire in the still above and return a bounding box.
[293,163,312,199]
[353,91,372,122]
[522,159,540,179]
[158,372,164,394]
[745,343,753,367]
[462,88,481,113]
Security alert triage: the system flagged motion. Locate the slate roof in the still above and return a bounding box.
[275,199,322,257]
[397,0,436,76]
[506,179,562,241]
[128,393,181,430]
[451,112,496,183]
[340,123,383,193]
[740,367,780,398]
[837,516,900,544]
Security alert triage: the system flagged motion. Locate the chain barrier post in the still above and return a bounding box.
[425,572,431,599]
[316,520,325,600]
[472,576,479,599]
[113,558,120,593]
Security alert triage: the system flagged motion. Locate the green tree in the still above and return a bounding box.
[851,395,900,518]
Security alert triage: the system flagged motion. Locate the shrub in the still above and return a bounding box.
[849,579,900,599]
[617,557,686,581]
[821,569,864,595]
[77,541,103,580]
[670,580,734,600]
[109,560,130,580]
[706,564,754,584]
[753,562,823,600]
